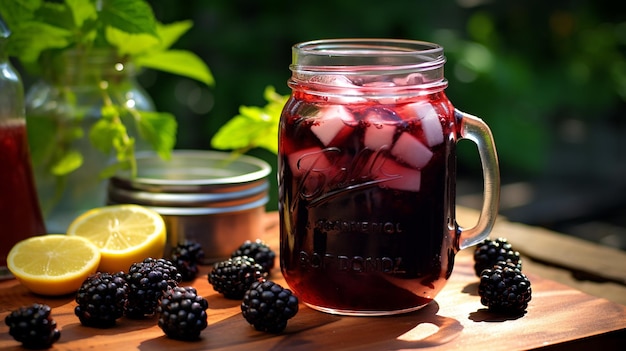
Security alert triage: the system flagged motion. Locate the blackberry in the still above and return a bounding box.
[473,237,522,276]
[75,272,128,327]
[241,280,299,333]
[157,286,209,340]
[4,303,61,349]
[125,258,182,318]
[231,239,276,273]
[170,240,205,281]
[478,261,532,314]
[208,256,266,299]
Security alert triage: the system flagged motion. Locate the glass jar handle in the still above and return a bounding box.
[455,109,500,250]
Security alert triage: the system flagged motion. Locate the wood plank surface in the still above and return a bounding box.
[457,207,626,285]
[1,211,625,350]
[457,207,626,306]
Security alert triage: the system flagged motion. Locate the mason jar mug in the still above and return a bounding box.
[278,39,500,316]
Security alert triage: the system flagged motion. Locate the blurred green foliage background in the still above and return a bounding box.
[140,0,625,212]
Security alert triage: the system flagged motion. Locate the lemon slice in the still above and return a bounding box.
[67,204,166,273]
[7,234,101,296]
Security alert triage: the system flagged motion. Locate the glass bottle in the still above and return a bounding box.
[0,18,46,279]
[25,48,155,233]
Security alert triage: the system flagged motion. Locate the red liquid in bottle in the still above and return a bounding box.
[0,120,46,273]
[279,91,458,314]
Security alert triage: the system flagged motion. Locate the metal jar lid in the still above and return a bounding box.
[107,150,271,213]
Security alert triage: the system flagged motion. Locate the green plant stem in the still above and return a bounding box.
[98,81,138,178]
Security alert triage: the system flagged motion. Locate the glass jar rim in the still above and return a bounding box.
[294,38,443,56]
[289,38,448,95]
[291,38,445,72]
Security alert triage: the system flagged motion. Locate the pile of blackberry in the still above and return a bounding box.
[474,238,532,314]
[169,240,205,281]
[75,272,128,327]
[231,239,276,274]
[208,239,299,333]
[241,280,299,333]
[208,256,266,299]
[1,238,292,343]
[125,258,182,318]
[4,303,61,349]
[157,286,209,340]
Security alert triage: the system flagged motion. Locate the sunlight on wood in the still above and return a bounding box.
[396,322,440,342]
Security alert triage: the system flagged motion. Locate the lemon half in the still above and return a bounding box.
[7,234,101,296]
[67,204,166,273]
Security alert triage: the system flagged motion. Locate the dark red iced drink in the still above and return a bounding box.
[279,88,459,314]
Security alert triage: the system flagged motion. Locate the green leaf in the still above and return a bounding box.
[7,21,72,62]
[65,0,97,28]
[211,114,261,150]
[90,116,135,167]
[35,1,74,30]
[105,20,193,57]
[135,49,214,86]
[89,118,127,154]
[99,0,157,36]
[112,134,134,161]
[155,20,193,51]
[51,149,83,176]
[105,25,160,56]
[219,106,279,154]
[100,104,119,121]
[0,0,40,31]
[136,111,177,159]
[264,85,286,103]
[211,86,287,154]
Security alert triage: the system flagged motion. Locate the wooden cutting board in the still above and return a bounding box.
[1,213,625,350]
